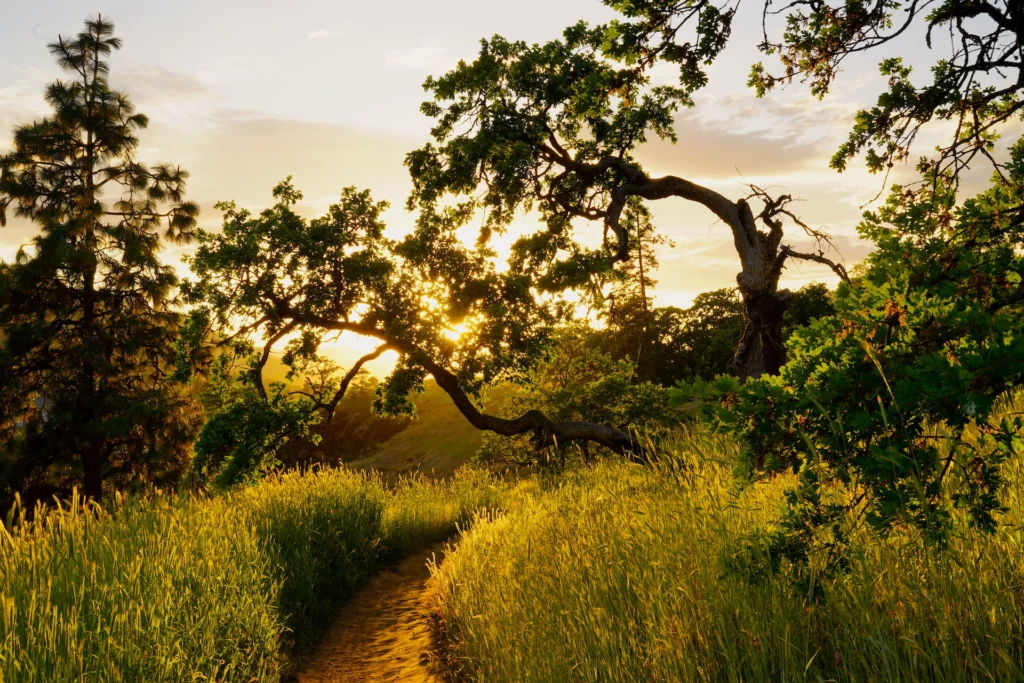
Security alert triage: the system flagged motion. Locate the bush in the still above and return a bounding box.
[673,152,1024,570]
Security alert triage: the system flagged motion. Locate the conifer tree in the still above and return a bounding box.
[0,16,201,502]
[600,202,668,382]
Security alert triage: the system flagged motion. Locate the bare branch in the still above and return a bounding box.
[322,344,393,421]
[780,245,851,284]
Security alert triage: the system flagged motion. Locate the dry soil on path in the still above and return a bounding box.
[293,543,447,683]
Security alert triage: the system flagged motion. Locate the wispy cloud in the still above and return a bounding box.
[115,67,209,105]
[384,45,447,70]
[308,29,341,40]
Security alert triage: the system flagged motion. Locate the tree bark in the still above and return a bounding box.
[82,450,104,500]
[729,287,789,378]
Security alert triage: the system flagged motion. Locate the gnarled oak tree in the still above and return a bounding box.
[181,179,644,482]
[406,25,848,379]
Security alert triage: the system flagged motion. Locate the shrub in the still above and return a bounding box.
[673,149,1024,569]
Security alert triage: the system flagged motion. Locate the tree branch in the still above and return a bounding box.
[322,343,393,421]
[780,245,851,284]
[273,305,647,459]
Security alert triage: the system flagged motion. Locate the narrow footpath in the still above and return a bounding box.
[293,543,447,683]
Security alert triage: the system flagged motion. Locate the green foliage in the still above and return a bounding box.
[193,384,321,488]
[408,25,687,298]
[0,16,201,502]
[605,0,1022,178]
[412,23,848,380]
[676,144,1024,570]
[180,179,393,483]
[0,465,507,682]
[601,0,735,96]
[434,419,1024,681]
[182,176,588,480]
[649,288,745,383]
[477,323,674,468]
[241,468,385,653]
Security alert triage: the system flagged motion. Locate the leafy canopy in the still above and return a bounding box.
[181,178,575,483]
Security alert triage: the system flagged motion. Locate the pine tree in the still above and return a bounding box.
[0,16,201,502]
[601,203,668,382]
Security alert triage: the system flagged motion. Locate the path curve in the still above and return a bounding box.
[293,543,446,683]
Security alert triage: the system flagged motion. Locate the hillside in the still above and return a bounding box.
[282,380,506,478]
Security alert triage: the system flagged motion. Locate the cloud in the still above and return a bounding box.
[633,85,865,182]
[636,114,831,180]
[0,66,56,147]
[308,29,341,40]
[385,45,447,70]
[114,67,208,105]
[140,110,421,231]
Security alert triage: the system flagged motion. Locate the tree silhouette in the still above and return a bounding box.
[0,16,201,501]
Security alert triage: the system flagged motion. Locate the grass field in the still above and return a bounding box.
[4,388,1023,682]
[432,407,1024,682]
[0,467,506,683]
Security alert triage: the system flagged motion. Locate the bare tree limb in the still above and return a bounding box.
[322,343,393,421]
[780,245,852,284]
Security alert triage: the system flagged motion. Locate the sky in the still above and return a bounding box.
[0,0,976,374]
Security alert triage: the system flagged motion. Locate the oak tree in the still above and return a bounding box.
[406,25,849,379]
[181,179,644,483]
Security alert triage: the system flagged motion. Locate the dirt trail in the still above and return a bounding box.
[293,544,447,683]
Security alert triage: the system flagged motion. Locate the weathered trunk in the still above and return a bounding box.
[729,286,789,379]
[728,225,790,379]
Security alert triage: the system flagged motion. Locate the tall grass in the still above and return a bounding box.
[433,409,1024,681]
[0,465,504,683]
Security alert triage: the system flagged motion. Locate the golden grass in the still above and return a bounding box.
[0,466,505,682]
[433,408,1024,682]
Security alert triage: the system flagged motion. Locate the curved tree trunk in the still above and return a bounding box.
[275,309,648,461]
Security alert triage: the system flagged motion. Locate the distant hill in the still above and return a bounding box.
[282,380,507,478]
